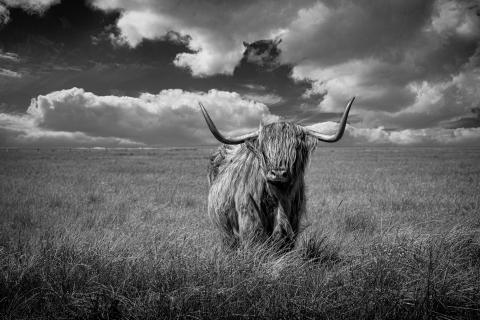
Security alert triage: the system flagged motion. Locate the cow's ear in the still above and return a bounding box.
[304,135,318,152]
[243,41,249,47]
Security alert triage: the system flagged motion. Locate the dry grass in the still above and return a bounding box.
[1,146,479,319]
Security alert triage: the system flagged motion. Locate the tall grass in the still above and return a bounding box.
[1,147,479,319]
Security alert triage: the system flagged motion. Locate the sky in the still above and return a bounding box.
[0,0,479,147]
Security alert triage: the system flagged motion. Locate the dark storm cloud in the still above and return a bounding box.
[0,0,119,62]
[442,107,480,129]
[0,0,120,107]
[241,39,282,70]
[281,0,436,66]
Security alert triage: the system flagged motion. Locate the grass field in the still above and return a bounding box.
[1,146,480,319]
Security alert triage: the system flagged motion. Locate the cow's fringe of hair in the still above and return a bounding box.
[259,123,317,177]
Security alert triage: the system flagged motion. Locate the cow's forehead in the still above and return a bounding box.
[260,122,303,138]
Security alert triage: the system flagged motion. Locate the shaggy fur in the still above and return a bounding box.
[207,122,317,249]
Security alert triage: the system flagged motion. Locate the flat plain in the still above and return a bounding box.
[1,146,479,319]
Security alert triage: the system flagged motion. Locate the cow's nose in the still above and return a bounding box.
[268,169,289,180]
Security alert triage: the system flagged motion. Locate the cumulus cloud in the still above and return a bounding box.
[1,87,478,147]
[307,122,480,146]
[348,127,480,146]
[0,87,277,147]
[0,113,140,147]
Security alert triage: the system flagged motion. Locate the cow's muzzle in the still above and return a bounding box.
[266,168,290,183]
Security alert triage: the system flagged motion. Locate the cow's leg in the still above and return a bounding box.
[272,203,294,250]
[288,188,306,243]
[237,199,265,245]
[208,181,241,250]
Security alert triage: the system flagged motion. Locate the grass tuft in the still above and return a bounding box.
[343,211,377,233]
[299,233,341,265]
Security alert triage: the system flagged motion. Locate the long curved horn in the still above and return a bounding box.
[305,97,355,143]
[199,102,259,145]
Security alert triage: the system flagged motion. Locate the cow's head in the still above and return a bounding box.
[199,98,354,186]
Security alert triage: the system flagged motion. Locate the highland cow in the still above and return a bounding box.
[200,98,355,249]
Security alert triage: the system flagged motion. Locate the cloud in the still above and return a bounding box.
[94,0,437,76]
[91,0,313,76]
[1,0,479,145]
[287,0,480,128]
[1,87,478,147]
[307,123,480,146]
[0,51,20,62]
[2,0,60,14]
[241,39,282,69]
[89,0,480,133]
[242,93,284,106]
[240,82,285,106]
[0,68,21,78]
[441,107,480,129]
[106,8,246,76]
[242,84,267,91]
[0,4,9,24]
[280,1,437,66]
[292,58,416,113]
[349,127,480,145]
[0,0,60,24]
[354,67,480,129]
[0,112,140,147]
[0,87,277,147]
[0,50,22,80]
[430,0,480,38]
